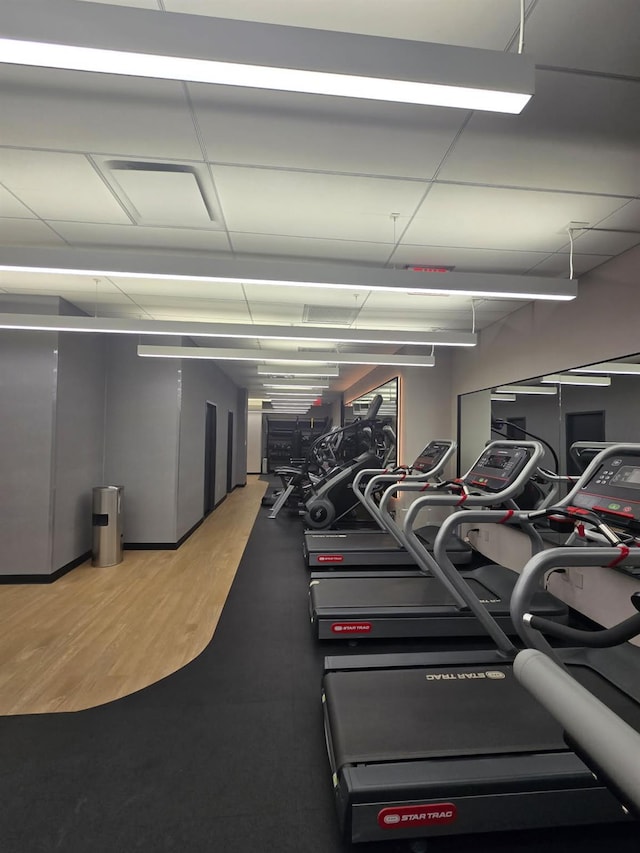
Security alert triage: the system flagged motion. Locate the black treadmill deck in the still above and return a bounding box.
[324,659,640,842]
[325,664,567,767]
[312,575,499,611]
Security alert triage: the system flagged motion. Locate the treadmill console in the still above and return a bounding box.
[412,441,452,473]
[465,445,531,493]
[571,453,640,532]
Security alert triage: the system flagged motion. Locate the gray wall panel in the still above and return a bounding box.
[52,332,106,570]
[236,386,248,486]
[104,336,180,544]
[0,331,57,575]
[177,357,244,539]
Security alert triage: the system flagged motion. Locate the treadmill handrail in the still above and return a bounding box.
[381,440,545,518]
[509,544,640,666]
[351,440,456,534]
[374,441,545,619]
[514,648,640,819]
[427,508,551,654]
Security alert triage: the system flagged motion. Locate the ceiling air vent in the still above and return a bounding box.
[106,161,217,226]
[302,304,359,326]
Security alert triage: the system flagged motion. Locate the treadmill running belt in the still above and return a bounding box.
[326,663,640,770]
[313,575,498,609]
[325,665,566,767]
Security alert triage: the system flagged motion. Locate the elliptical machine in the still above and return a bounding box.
[303,395,385,530]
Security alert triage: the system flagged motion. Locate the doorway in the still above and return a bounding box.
[226,410,234,493]
[566,410,605,475]
[204,402,217,516]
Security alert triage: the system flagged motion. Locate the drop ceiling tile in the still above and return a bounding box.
[0,271,121,291]
[0,186,38,219]
[0,65,203,161]
[114,277,246,300]
[527,252,612,277]
[403,184,624,253]
[526,0,640,76]
[193,85,465,179]
[245,303,304,324]
[439,71,640,195]
[212,166,426,241]
[164,0,518,48]
[242,283,376,307]
[141,306,251,322]
[0,151,130,223]
[0,218,67,247]
[14,290,135,305]
[363,292,472,311]
[133,295,251,320]
[571,201,640,256]
[390,244,550,274]
[231,232,392,264]
[50,222,232,253]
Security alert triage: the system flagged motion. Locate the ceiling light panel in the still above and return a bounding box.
[0,247,577,302]
[0,312,475,346]
[570,362,640,375]
[495,385,558,395]
[0,2,534,111]
[257,365,339,377]
[137,346,436,367]
[541,374,611,387]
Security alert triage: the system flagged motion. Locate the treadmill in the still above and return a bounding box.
[322,443,640,845]
[303,439,471,568]
[309,440,566,639]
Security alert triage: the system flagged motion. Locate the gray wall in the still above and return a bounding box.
[52,332,106,569]
[104,336,180,545]
[236,386,248,486]
[0,328,248,575]
[177,356,244,539]
[0,331,57,576]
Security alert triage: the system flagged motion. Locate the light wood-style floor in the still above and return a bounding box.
[0,476,267,716]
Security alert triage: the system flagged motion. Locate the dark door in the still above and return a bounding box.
[566,411,605,475]
[204,402,217,515]
[226,410,234,493]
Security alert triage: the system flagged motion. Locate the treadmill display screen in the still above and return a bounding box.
[611,466,640,489]
[486,454,509,470]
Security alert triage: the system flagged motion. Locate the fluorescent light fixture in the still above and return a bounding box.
[0,247,574,304]
[0,2,534,113]
[491,394,516,402]
[541,374,611,387]
[0,313,471,348]
[267,392,319,398]
[257,365,338,377]
[0,38,533,113]
[570,362,640,376]
[137,346,436,368]
[263,384,328,390]
[495,385,558,396]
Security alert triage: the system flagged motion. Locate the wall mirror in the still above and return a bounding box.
[344,377,398,466]
[457,354,640,477]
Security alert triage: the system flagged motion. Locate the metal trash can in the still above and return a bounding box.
[92,485,124,567]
